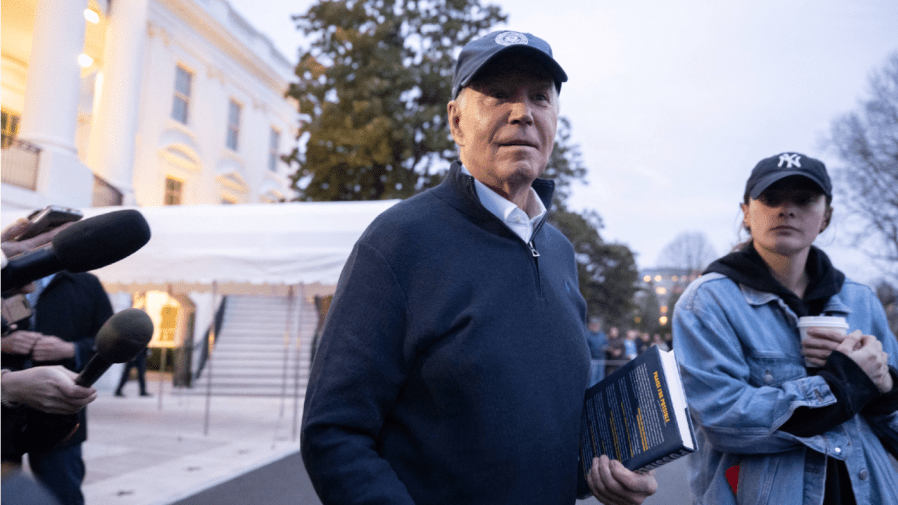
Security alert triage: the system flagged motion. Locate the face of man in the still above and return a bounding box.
[448,54,559,202]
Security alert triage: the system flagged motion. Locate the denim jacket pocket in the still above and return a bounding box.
[745,354,805,388]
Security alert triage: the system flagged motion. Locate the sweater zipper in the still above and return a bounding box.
[528,239,542,298]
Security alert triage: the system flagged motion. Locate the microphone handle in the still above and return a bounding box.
[1,246,60,295]
[75,355,113,387]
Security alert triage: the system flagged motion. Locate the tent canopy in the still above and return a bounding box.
[2,201,398,295]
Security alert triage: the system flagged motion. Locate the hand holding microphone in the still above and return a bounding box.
[1,209,151,296]
[1,366,97,415]
[76,308,154,387]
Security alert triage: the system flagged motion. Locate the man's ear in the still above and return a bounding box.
[447,100,463,145]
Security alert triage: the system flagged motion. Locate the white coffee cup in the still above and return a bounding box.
[797,316,849,367]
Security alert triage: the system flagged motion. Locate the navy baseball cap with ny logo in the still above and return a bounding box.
[745,152,833,199]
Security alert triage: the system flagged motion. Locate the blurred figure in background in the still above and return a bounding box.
[114,348,151,397]
[586,318,607,386]
[604,326,624,376]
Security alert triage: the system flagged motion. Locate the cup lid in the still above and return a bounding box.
[796,316,848,328]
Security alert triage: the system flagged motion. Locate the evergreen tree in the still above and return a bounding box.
[287,3,638,323]
[545,119,639,327]
[286,0,506,201]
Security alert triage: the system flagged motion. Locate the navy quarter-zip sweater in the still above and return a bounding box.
[301,161,591,504]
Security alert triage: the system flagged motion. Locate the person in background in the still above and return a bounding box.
[2,213,113,505]
[301,30,657,505]
[673,152,898,504]
[1,216,102,505]
[650,333,669,352]
[114,348,151,397]
[636,331,652,355]
[586,318,608,385]
[604,326,624,376]
[622,329,639,360]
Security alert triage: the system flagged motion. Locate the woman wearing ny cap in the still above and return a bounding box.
[672,152,898,504]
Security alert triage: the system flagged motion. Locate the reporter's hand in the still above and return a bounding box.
[1,366,96,414]
[835,331,893,393]
[31,335,76,362]
[801,328,850,367]
[1,330,42,355]
[587,455,658,505]
[0,218,74,259]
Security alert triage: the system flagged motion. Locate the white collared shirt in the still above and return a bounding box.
[461,165,546,244]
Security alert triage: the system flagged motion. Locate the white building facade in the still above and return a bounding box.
[2,0,300,390]
[1,0,298,212]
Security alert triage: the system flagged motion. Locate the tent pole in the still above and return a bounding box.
[278,286,295,420]
[158,283,173,411]
[292,283,304,442]
[203,281,218,436]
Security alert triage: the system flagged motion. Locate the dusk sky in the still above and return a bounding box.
[230,0,898,284]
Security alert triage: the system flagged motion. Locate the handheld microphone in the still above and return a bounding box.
[1,210,151,295]
[75,308,154,387]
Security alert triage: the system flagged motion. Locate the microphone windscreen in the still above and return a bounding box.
[52,210,151,273]
[95,308,154,363]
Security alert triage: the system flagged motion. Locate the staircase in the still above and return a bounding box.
[191,295,318,398]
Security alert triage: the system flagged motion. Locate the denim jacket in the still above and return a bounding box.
[673,272,898,505]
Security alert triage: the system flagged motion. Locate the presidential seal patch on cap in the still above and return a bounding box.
[495,31,528,46]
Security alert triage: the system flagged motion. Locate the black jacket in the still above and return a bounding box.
[2,271,112,453]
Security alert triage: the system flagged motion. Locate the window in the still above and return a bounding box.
[1,109,20,147]
[164,176,183,205]
[226,100,241,150]
[171,66,192,124]
[268,128,280,172]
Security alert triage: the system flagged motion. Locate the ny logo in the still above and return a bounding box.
[778,153,802,168]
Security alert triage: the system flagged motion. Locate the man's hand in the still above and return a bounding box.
[801,328,849,367]
[31,335,76,362]
[1,330,42,355]
[1,366,97,414]
[587,455,658,505]
[836,331,893,394]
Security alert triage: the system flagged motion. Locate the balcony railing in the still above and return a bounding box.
[1,135,40,190]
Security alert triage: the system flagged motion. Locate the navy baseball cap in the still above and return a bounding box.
[745,152,832,200]
[452,31,568,98]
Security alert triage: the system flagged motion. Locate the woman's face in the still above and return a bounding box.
[741,177,832,259]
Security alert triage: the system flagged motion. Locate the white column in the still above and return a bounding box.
[14,0,93,209]
[17,0,88,152]
[87,0,149,205]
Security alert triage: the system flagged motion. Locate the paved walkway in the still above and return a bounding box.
[81,382,304,505]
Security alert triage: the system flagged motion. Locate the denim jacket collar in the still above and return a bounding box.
[737,280,853,327]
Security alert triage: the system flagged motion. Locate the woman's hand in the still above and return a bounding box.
[587,455,658,505]
[801,328,850,367]
[836,331,893,393]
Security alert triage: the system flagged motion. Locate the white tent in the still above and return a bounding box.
[3,200,399,295]
[3,200,399,434]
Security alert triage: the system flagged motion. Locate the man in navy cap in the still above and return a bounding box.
[301,31,658,505]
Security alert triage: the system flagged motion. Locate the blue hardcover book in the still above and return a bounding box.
[580,345,695,473]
